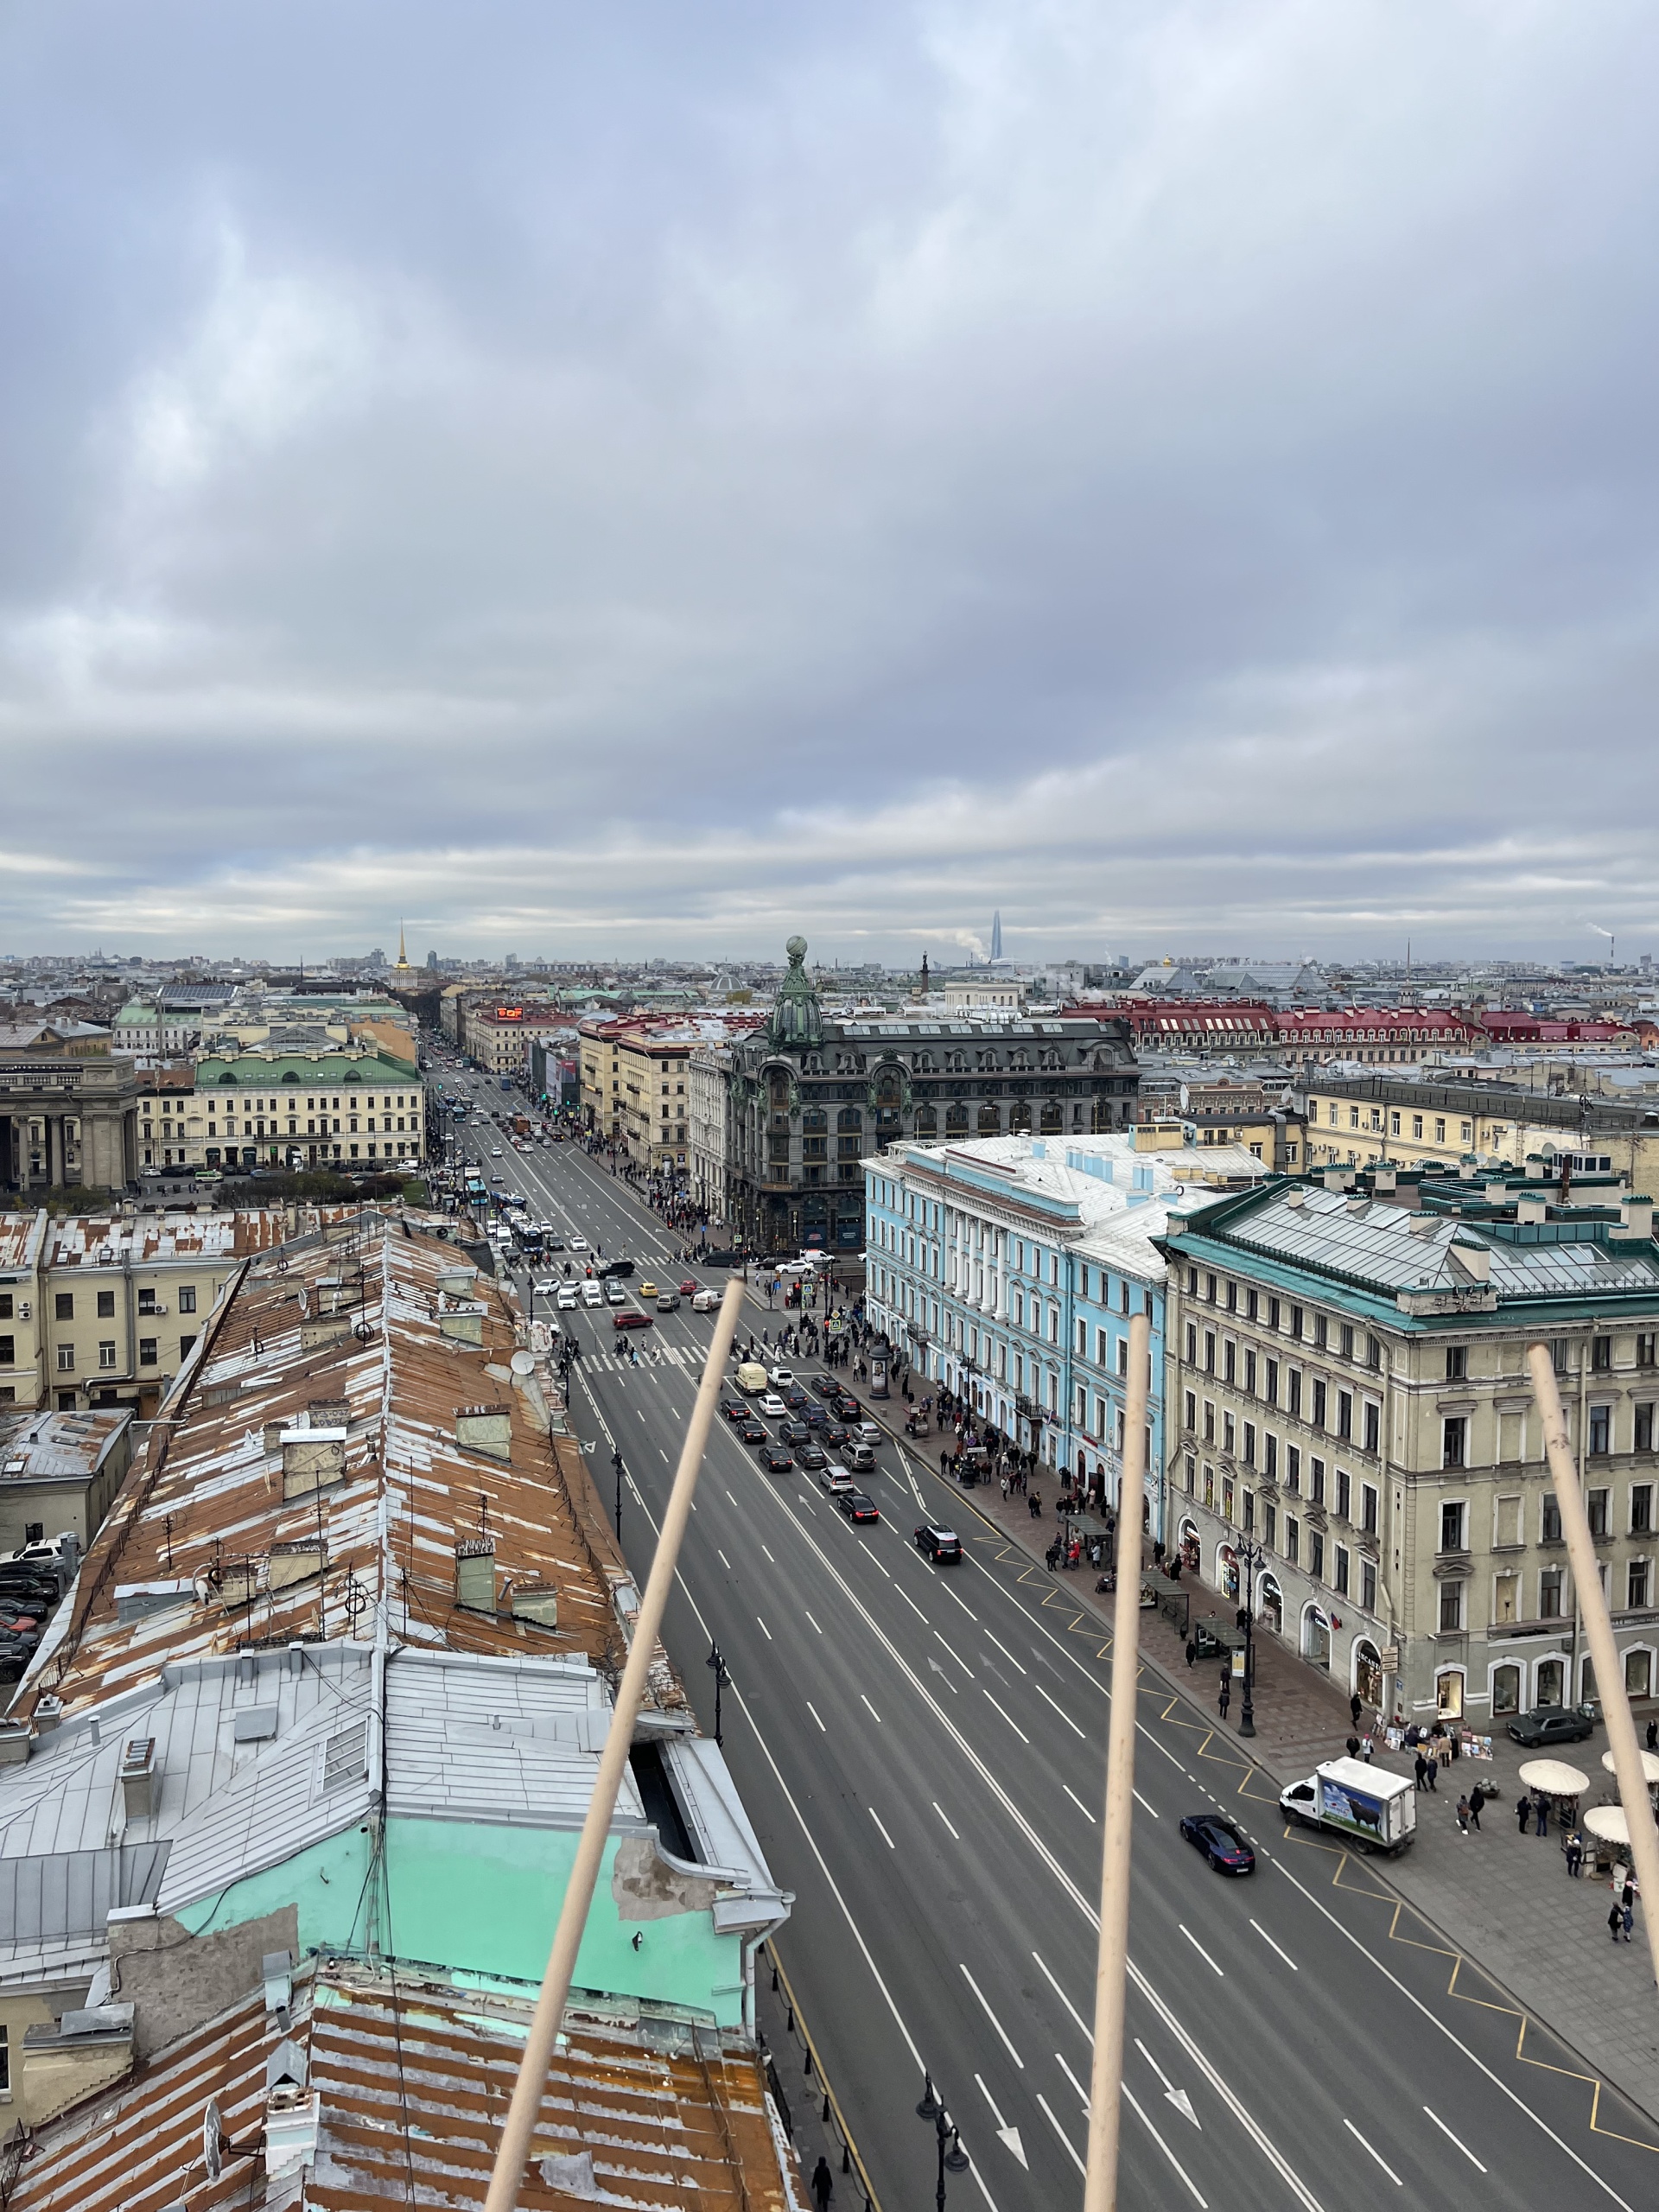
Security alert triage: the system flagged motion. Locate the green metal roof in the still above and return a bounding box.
[194,1052,419,1086]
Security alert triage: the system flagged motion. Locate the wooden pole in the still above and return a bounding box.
[1084,1308,1152,2212]
[483,1276,747,2211]
[1528,1344,1659,1989]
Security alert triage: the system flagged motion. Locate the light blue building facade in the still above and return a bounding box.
[865,1135,1199,1535]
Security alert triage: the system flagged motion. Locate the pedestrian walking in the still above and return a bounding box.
[1649,1719,1658,1753]
[1566,1832,1584,1878]
[810,2155,834,2211]
[1534,1794,1549,1837]
[1624,1899,1637,1942]
[1455,1796,1470,1836]
[1425,1756,1437,1792]
[1218,1669,1231,1719]
[1351,1692,1363,1728]
[1516,1792,1532,1836]
[1414,1754,1430,1792]
[1185,1637,1198,1669]
[1468,1783,1484,1831]
[1362,1732,1375,1763]
[1610,1900,1624,1943]
[1345,1734,1361,1762]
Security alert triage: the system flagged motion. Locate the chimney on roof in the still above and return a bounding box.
[1449,1233,1492,1284]
[455,1537,498,1613]
[119,1737,159,1820]
[1323,1168,1353,1192]
[1516,1195,1547,1225]
[1614,1196,1655,1243]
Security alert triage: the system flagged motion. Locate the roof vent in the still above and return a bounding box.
[35,1694,62,1734]
[1371,1167,1396,1193]
[1614,1197,1655,1243]
[282,1429,346,1500]
[0,1719,32,1766]
[1516,1196,1547,1225]
[455,1537,498,1613]
[1323,1168,1352,1192]
[455,1404,512,1460]
[119,1737,159,1820]
[1448,1233,1491,1283]
[1284,1186,1307,1210]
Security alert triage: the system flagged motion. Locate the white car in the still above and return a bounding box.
[557,1286,579,1310]
[759,1393,787,1418]
[532,1280,561,1300]
[582,1281,603,1306]
[768,1367,795,1387]
[569,1237,590,1252]
[691,1288,721,1313]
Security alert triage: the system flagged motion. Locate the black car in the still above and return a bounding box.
[1506,1704,1596,1748]
[783,1387,808,1411]
[822,1422,850,1449]
[799,1444,829,1471]
[834,1399,861,1425]
[811,1375,840,1398]
[739,1420,768,1445]
[779,1420,810,1446]
[759,1445,794,1474]
[721,1401,749,1423]
[914,1522,963,1563]
[800,1403,829,1429]
[1179,1813,1255,1875]
[598,1258,635,1278]
[838,1491,880,1524]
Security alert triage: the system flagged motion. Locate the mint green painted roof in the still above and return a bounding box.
[194,1051,421,1086]
[116,1001,158,1025]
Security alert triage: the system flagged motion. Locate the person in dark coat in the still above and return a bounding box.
[1610,1899,1625,1943]
[811,2155,835,2210]
[1351,1692,1363,1727]
[1467,1783,1484,1831]
[1516,1791,1532,1835]
[1217,1670,1231,1719]
[1185,1638,1197,1669]
[1414,1754,1430,1793]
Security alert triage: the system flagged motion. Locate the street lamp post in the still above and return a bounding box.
[613,1447,624,1540]
[706,1639,729,1747]
[914,2075,969,2212]
[1232,1527,1267,1738]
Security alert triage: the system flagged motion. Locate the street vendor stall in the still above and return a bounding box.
[1516,1758,1590,1801]
[1581,1802,1645,1882]
[1600,1747,1659,1793]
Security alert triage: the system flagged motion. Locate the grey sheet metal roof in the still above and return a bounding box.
[0,1843,168,1943]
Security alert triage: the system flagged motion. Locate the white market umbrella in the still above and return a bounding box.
[1602,1747,1659,1787]
[1583,1804,1630,1845]
[1516,1758,1590,1796]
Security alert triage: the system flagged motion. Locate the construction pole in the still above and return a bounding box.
[1084,1308,1151,2212]
[1529,1344,1659,1990]
[483,1276,747,2212]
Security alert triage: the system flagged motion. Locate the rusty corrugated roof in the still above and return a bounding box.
[22,1213,645,1716]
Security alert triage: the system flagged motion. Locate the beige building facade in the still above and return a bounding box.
[1303,1074,1659,1199]
[1160,1170,1659,1726]
[135,1051,425,1173]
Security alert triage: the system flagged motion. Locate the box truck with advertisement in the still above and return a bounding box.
[1279,1758,1416,1853]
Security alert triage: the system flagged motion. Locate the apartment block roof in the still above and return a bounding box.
[0,1407,130,1483]
[17,1214,638,1718]
[4,1967,798,2211]
[0,1208,47,1276]
[194,1050,422,1087]
[41,1208,321,1272]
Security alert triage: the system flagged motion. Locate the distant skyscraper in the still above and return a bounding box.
[990,911,1003,963]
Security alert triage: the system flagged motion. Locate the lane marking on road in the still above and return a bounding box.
[1034,2092,1084,2176]
[982,1690,1029,1744]
[1250,1919,1298,1972]
[761,1544,775,1563]
[716,1549,732,1571]
[755,1615,772,1641]
[937,1580,981,1622]
[804,1609,823,1635]
[726,1488,739,1506]
[984,1630,1028,1675]
[861,1694,882,1726]
[1122,2083,1208,2208]
[933,1802,960,1840]
[659,1447,669,1463]
[1343,2117,1402,2186]
[1133,1789,1160,1820]
[1033,1952,1091,2048]
[857,1539,892,1580]
[935,1632,975,1678]
[960,1964,1024,2069]
[1054,2046,1091,2110]
[1135,2038,1199,2127]
[805,1701,826,1733]
[973,2075,1027,2170]
[869,1809,896,1850]
[1063,1784,1097,1825]
[1423,2107,1486,2173]
[1033,1681,1085,1738]
[1178,1925,1224,1978]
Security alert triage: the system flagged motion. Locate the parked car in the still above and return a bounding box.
[914,1522,963,1563]
[1179,1813,1255,1875]
[1506,1704,1596,1747]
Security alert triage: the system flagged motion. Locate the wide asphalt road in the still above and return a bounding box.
[429,1070,1659,2212]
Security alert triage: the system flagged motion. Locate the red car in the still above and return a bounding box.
[678,1279,697,1296]
[613,1310,654,1330]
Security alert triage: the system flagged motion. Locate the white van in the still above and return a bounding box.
[692,1288,721,1313]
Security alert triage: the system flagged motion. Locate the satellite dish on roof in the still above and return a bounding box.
[510,1349,536,1376]
[202,2097,224,2181]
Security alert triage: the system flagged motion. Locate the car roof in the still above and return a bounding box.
[923,1522,959,1539]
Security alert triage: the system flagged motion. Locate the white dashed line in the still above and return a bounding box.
[717,1549,732,1571]
[1034,1681,1085,1738]
[1179,1925,1224,1978]
[755,1616,772,1641]
[870,1808,896,1850]
[984,1630,1028,1675]
[861,1694,882,1726]
[805,1700,826,1732]
[982,1689,1029,1743]
[1423,2109,1485,2173]
[960,1964,1024,2068]
[1250,1919,1298,1972]
[1343,2119,1400,2185]
[933,1802,960,1840]
[1063,1784,1097,1824]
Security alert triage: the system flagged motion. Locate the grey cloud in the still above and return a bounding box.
[3,0,1659,957]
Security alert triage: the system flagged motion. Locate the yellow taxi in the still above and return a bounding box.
[639,1280,658,1300]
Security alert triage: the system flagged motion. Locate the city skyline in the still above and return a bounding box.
[6,6,1659,957]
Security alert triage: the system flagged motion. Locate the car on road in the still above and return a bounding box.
[557,1286,579,1310]
[768,1367,795,1387]
[914,1522,963,1563]
[822,1422,849,1449]
[798,1444,828,1471]
[491,1147,504,1157]
[721,1401,748,1422]
[569,1237,589,1251]
[656,1291,680,1312]
[810,1376,840,1398]
[613,1310,653,1332]
[779,1420,810,1446]
[582,1282,603,1306]
[544,1236,565,1251]
[759,1394,787,1418]
[692,1289,721,1313]
[799,1403,827,1429]
[639,1280,658,1299]
[739,1420,768,1445]
[1505,1704,1596,1747]
[817,1463,854,1494]
[532,1280,562,1300]
[833,1398,861,1424]
[758,1445,794,1474]
[677,1280,697,1297]
[599,1259,634,1278]
[838,1491,880,1524]
[605,1281,627,1305]
[1179,1813,1255,1875]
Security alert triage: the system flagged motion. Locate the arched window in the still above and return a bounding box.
[977,1102,1001,1137]
[914,1105,938,1135]
[837,1107,862,1131]
[1257,1575,1283,1635]
[1626,1648,1655,1700]
[1351,1637,1382,1706]
[1491,1662,1522,1716]
[802,1108,827,1133]
[1217,1544,1238,1602]
[945,1103,969,1134]
[1535,1656,1565,1707]
[1300,1604,1331,1669]
[1435,1667,1464,1720]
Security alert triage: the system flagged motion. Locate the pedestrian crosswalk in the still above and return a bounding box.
[583,1344,702,1373]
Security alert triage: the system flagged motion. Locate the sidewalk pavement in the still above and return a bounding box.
[923,1460,1659,2131]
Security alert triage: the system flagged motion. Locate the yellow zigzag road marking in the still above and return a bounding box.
[1278,1822,1659,2154]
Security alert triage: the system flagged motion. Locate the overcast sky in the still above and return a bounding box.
[3,2,1657,965]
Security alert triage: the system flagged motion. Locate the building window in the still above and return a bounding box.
[1264,1433,1277,1478]
[1587,1488,1610,1539]
[1309,1533,1325,1580]
[1440,1500,1466,1552]
[1438,1581,1464,1633]
[97,1288,115,1319]
[1204,1332,1215,1375]
[1185,1323,1197,1364]
[1361,1560,1377,1612]
[99,1341,117,1370]
[1287,1370,1302,1418]
[1337,1390,1352,1440]
[139,1338,158,1366]
[1312,1378,1326,1429]
[1629,1560,1651,1610]
[1335,1467,1351,1520]
[179,1286,197,1314]
[1362,1483,1378,1535]
[54,1293,73,1322]
[56,1346,74,1372]
[1363,1402,1379,1455]
[1540,1567,1563,1618]
[1633,1484,1654,1536]
[1638,1406,1656,1453]
[1184,1391,1197,1432]
[1334,1546,1350,1596]
[1285,1517,1300,1563]
[1592,1334,1612,1372]
[1223,1413,1236,1456]
[1244,1349,1257,1395]
[1640,1333,1656,1369]
[1445,1345,1465,1381]
[1243,1422,1255,1466]
[1310,1456,1325,1505]
[1588,1405,1611,1457]
[1286,1445,1300,1493]
[1442,1417,1466,1469]
[1541,1493,1562,1542]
